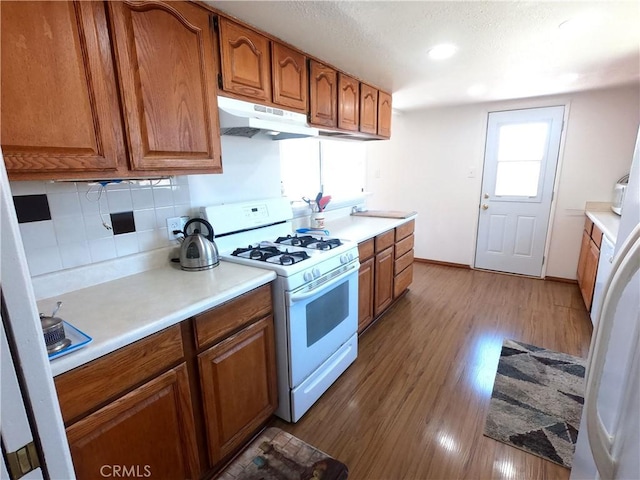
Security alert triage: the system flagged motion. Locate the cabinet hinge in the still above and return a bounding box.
[217,73,223,89]
[211,16,219,32]
[5,441,40,479]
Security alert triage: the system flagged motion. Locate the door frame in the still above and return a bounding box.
[470,100,571,278]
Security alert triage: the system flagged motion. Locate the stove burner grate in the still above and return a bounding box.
[231,245,310,265]
[275,234,342,250]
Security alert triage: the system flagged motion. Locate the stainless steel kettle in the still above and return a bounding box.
[179,218,219,271]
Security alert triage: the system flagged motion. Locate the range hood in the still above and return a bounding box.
[217,96,318,140]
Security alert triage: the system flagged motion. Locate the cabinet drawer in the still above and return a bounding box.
[55,324,183,424]
[591,224,603,249]
[584,217,594,236]
[395,220,415,242]
[395,250,414,276]
[194,284,272,349]
[395,234,414,258]
[358,239,374,261]
[375,230,395,253]
[394,264,413,298]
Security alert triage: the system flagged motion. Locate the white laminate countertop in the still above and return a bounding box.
[586,209,620,244]
[41,262,275,376]
[324,214,417,243]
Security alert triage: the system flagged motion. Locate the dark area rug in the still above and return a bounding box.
[216,427,348,480]
[484,339,586,468]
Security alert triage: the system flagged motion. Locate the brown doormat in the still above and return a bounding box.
[216,427,348,480]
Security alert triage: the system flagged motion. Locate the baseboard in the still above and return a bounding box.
[544,276,578,284]
[414,258,471,269]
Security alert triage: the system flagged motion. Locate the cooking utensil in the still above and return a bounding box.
[40,301,71,354]
[179,218,219,271]
[318,195,331,212]
[315,192,323,210]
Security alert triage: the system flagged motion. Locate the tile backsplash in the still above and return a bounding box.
[11,177,191,276]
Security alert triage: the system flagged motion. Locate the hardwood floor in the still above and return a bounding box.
[271,263,593,480]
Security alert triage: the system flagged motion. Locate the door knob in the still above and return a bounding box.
[482,204,489,210]
[483,193,489,199]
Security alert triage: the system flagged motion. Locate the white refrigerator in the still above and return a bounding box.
[570,128,640,480]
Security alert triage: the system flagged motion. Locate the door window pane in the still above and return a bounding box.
[495,161,541,196]
[494,122,548,197]
[497,123,548,161]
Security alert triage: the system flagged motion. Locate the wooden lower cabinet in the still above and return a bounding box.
[198,315,277,465]
[358,256,375,333]
[358,220,415,332]
[577,217,601,311]
[374,246,394,316]
[66,364,199,480]
[55,285,277,478]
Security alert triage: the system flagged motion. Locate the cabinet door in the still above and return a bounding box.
[108,1,222,172]
[358,257,375,333]
[580,238,599,311]
[378,90,393,138]
[66,364,200,480]
[199,316,277,465]
[374,246,394,316]
[1,1,124,177]
[272,42,307,112]
[309,60,337,128]
[359,83,378,135]
[219,18,271,102]
[338,73,360,131]
[577,230,591,287]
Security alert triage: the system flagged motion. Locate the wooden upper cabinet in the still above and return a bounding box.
[359,83,378,135]
[309,60,337,128]
[271,42,307,112]
[108,1,222,172]
[218,18,271,102]
[338,74,360,131]
[378,90,393,138]
[1,1,125,177]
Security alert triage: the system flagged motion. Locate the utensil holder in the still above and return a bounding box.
[311,212,325,229]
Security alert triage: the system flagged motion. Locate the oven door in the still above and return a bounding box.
[286,262,358,387]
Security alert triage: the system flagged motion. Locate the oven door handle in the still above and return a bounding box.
[288,263,358,303]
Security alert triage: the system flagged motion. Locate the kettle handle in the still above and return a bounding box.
[184,218,214,242]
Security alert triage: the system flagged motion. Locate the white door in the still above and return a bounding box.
[475,106,564,277]
[0,152,76,479]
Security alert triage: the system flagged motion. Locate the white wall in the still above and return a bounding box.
[188,135,281,207]
[366,84,640,279]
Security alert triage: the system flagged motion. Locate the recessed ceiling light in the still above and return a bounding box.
[428,44,458,60]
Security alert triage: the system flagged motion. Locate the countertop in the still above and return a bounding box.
[585,209,620,244]
[324,213,417,243]
[41,213,416,376]
[41,262,275,376]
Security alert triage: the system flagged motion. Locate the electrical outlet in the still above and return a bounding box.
[166,216,188,240]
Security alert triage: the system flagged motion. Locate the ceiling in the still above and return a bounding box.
[206,1,640,112]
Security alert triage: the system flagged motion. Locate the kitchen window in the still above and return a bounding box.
[279,138,366,204]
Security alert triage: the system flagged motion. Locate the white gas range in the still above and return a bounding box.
[202,198,359,422]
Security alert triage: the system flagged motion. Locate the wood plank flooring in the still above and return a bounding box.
[270,263,593,480]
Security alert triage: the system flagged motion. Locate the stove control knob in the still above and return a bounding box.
[303,271,313,282]
[340,254,348,264]
[312,268,321,279]
[348,253,355,261]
